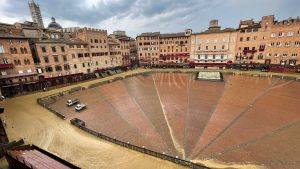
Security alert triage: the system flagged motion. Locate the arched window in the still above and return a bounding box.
[17,59,21,65]
[14,48,18,54]
[14,60,18,65]
[20,47,24,54]
[24,48,27,54]
[10,48,14,54]
[27,59,30,65]
[24,59,27,65]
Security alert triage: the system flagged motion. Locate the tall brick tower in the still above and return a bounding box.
[28,0,44,28]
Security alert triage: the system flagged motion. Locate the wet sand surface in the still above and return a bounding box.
[1,69,300,169]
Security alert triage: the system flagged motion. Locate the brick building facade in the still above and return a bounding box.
[136,30,191,66]
[235,15,300,66]
[0,24,39,96]
[190,20,237,68]
[136,32,160,65]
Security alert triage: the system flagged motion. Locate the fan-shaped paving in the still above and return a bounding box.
[48,73,300,168]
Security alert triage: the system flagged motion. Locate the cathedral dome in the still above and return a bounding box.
[48,17,62,30]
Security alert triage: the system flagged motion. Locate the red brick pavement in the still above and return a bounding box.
[216,120,300,169]
[152,73,190,158]
[189,76,274,159]
[48,73,300,166]
[199,80,300,160]
[122,75,179,156]
[184,75,225,159]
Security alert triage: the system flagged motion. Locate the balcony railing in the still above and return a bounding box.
[0,63,14,69]
[243,50,257,54]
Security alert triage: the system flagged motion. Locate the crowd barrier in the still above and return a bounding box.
[70,118,209,169]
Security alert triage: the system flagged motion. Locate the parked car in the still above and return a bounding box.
[66,99,79,106]
[75,104,86,111]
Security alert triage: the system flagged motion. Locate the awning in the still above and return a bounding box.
[43,73,83,81]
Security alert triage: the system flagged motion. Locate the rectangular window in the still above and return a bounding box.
[271,33,276,38]
[230,37,235,43]
[41,47,46,53]
[206,46,209,50]
[55,65,62,71]
[287,31,294,37]
[63,55,67,61]
[206,39,210,43]
[72,54,76,58]
[45,66,53,72]
[246,37,250,41]
[64,64,70,70]
[52,47,56,52]
[43,56,49,63]
[61,46,65,52]
[222,38,227,43]
[53,55,59,62]
[214,39,218,43]
[0,45,5,53]
[240,37,243,41]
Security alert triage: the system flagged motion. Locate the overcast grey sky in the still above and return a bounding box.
[0,0,299,37]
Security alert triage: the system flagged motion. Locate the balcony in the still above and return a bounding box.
[243,50,257,54]
[0,64,14,69]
